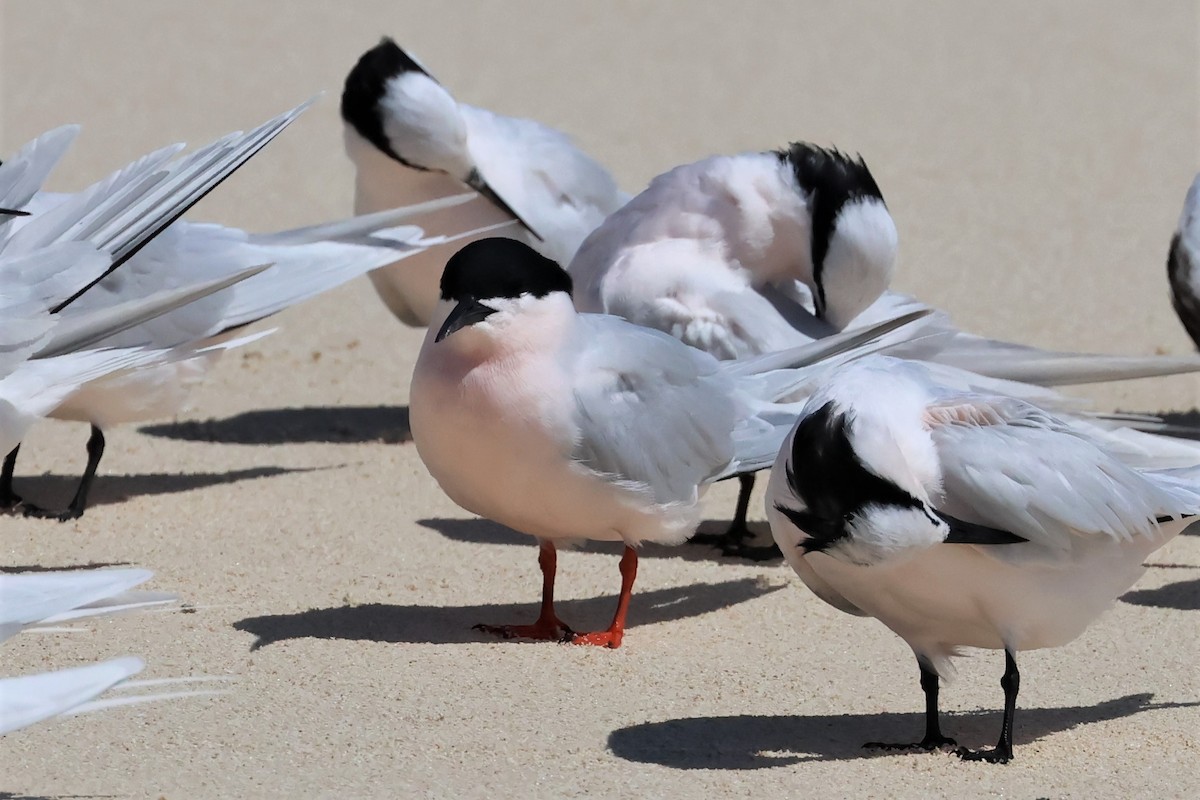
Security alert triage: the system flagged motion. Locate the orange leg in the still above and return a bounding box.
[474,541,574,642]
[571,546,638,649]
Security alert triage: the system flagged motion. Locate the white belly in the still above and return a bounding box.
[768,485,1182,671]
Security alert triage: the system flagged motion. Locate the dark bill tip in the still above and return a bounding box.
[435,297,499,342]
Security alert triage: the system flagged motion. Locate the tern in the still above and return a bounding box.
[570,148,1200,556]
[1,109,490,519]
[342,37,629,327]
[410,237,928,647]
[767,355,1200,762]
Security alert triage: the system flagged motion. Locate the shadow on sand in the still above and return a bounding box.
[234,577,783,650]
[607,693,1199,769]
[1122,577,1200,611]
[417,517,781,564]
[139,406,411,445]
[5,466,308,513]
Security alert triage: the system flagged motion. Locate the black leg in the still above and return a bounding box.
[957,650,1019,764]
[691,473,782,561]
[0,445,21,509]
[23,426,105,522]
[864,659,957,752]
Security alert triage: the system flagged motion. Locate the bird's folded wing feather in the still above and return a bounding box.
[569,314,737,504]
[926,394,1200,549]
[0,125,80,212]
[0,243,112,317]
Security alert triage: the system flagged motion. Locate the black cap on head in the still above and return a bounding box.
[440,237,572,303]
[774,143,886,316]
[341,37,434,169]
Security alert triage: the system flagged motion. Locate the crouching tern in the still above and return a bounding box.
[410,237,927,647]
[342,37,629,327]
[0,107,490,520]
[767,355,1200,762]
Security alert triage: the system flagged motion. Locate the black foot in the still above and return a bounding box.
[692,522,782,561]
[0,492,22,511]
[864,735,957,752]
[22,503,84,522]
[690,521,752,548]
[955,745,1012,764]
[720,540,783,561]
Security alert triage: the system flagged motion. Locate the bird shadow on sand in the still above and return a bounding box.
[233,577,784,650]
[5,466,311,513]
[1122,577,1200,611]
[0,795,118,800]
[139,405,411,445]
[417,518,781,564]
[607,693,1199,769]
[0,561,130,574]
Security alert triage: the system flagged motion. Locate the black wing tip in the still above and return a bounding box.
[0,206,30,217]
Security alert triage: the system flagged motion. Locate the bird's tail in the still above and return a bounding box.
[918,336,1200,386]
[245,193,475,247]
[35,263,271,358]
[7,98,317,313]
[0,568,156,643]
[0,657,229,735]
[214,217,519,333]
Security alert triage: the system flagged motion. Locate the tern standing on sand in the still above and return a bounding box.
[767,355,1200,762]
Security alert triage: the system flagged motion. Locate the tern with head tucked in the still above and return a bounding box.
[0,107,492,520]
[767,355,1200,763]
[410,237,927,647]
[570,146,1200,556]
[342,37,629,327]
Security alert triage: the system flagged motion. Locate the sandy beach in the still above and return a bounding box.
[2,1,1200,797]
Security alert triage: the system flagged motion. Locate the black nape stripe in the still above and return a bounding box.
[782,400,923,552]
[440,237,572,303]
[773,143,885,316]
[341,37,434,171]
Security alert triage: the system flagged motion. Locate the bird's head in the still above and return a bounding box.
[342,38,545,241]
[342,37,472,178]
[774,394,945,567]
[432,237,574,348]
[776,143,898,330]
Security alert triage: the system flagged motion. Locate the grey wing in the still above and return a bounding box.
[569,314,738,505]
[927,394,1200,550]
